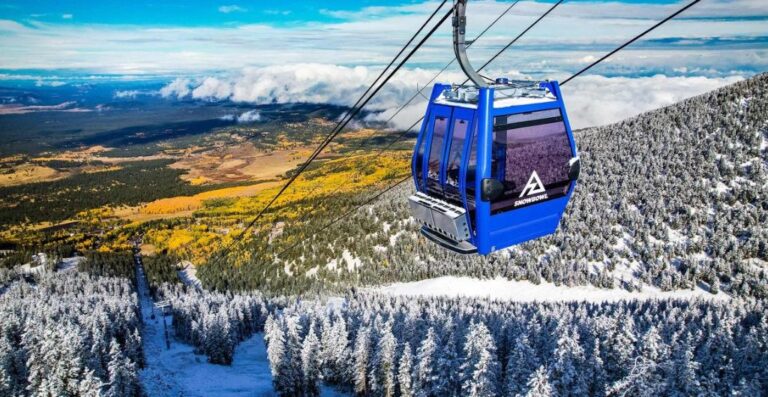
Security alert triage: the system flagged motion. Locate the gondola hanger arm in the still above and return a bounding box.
[453,0,488,88]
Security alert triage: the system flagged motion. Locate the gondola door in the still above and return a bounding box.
[474,87,579,254]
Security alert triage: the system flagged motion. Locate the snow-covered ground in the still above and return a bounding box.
[177,261,202,289]
[57,256,84,272]
[375,276,729,303]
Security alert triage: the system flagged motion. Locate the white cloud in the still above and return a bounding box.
[237,110,261,123]
[61,14,73,20]
[114,89,158,99]
[218,5,246,14]
[161,63,743,129]
[160,78,194,98]
[219,110,263,123]
[34,79,66,87]
[191,77,233,99]
[114,90,140,99]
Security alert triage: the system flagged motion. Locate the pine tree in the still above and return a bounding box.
[203,309,234,365]
[505,334,537,397]
[78,369,106,397]
[301,322,322,397]
[397,344,413,397]
[663,340,702,396]
[106,339,138,397]
[0,335,20,396]
[524,366,553,397]
[586,341,607,396]
[354,326,372,395]
[370,322,397,397]
[284,316,305,396]
[265,316,289,393]
[604,315,637,380]
[414,327,439,397]
[460,322,500,397]
[608,326,665,396]
[434,320,461,396]
[321,314,350,384]
[550,328,587,396]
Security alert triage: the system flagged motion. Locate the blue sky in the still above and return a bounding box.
[0,0,414,27]
[0,0,765,76]
[0,0,690,27]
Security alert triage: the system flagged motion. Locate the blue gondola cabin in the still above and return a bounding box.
[409,81,580,255]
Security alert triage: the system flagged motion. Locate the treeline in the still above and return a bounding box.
[0,272,143,396]
[157,283,280,365]
[79,250,181,291]
[141,254,181,293]
[266,293,768,396]
[79,251,136,280]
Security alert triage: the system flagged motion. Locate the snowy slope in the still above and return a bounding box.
[375,276,729,303]
[138,258,349,396]
[138,260,275,396]
[177,261,202,289]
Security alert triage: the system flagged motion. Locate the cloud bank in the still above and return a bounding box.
[160,64,742,129]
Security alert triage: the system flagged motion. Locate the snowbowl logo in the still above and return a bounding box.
[520,171,546,198]
[515,171,548,207]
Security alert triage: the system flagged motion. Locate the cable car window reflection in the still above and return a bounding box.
[465,127,478,212]
[444,118,468,202]
[414,129,427,190]
[427,116,448,194]
[490,109,572,214]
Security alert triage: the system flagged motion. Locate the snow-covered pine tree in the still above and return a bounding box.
[663,339,703,396]
[549,327,588,396]
[284,316,305,396]
[370,321,397,397]
[607,326,666,396]
[505,334,538,396]
[604,315,637,381]
[524,366,553,397]
[320,313,350,384]
[586,341,607,396]
[434,319,462,396]
[397,343,413,397]
[0,334,20,396]
[414,327,439,397]
[301,321,322,397]
[203,308,234,365]
[353,326,372,395]
[78,369,105,397]
[106,339,138,397]
[265,315,289,393]
[460,322,500,397]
